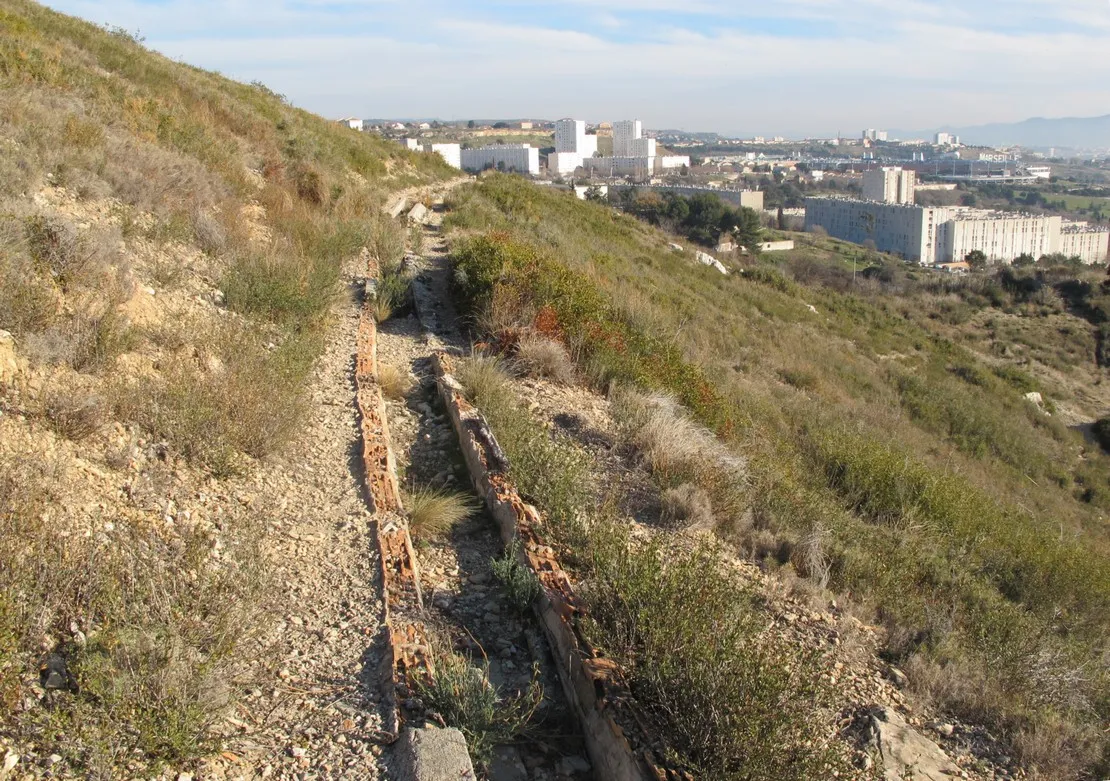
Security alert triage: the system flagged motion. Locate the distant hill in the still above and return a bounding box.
[895,114,1110,149]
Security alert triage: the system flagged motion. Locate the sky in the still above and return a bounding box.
[42,0,1110,138]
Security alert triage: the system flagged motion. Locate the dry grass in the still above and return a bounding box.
[791,522,831,588]
[377,362,413,401]
[514,333,574,384]
[405,486,479,539]
[660,483,715,529]
[609,385,748,528]
[457,353,513,405]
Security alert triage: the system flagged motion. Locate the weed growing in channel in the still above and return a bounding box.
[490,539,544,614]
[415,648,542,769]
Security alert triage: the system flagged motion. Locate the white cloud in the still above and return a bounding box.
[40,0,1110,135]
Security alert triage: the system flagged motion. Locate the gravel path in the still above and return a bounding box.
[204,264,389,781]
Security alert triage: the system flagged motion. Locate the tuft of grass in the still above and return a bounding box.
[490,539,544,614]
[414,648,542,770]
[405,486,478,539]
[371,271,410,324]
[659,483,715,529]
[377,362,413,401]
[609,386,747,527]
[514,333,574,384]
[191,209,226,255]
[457,353,512,407]
[368,212,404,271]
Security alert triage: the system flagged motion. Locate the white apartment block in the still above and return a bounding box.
[460,144,540,175]
[583,155,654,181]
[806,197,1110,266]
[427,143,461,169]
[939,213,1061,264]
[863,167,917,205]
[863,129,888,142]
[631,137,656,157]
[656,155,691,171]
[1060,223,1110,264]
[555,119,587,154]
[935,132,960,146]
[613,120,644,157]
[548,151,583,175]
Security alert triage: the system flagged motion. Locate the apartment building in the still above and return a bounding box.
[806,197,1110,265]
[1060,223,1110,264]
[583,155,654,181]
[862,167,917,205]
[460,144,540,175]
[613,120,644,156]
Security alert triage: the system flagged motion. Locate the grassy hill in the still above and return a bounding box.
[444,174,1110,779]
[0,0,449,772]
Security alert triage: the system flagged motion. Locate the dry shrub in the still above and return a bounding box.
[23,288,136,374]
[42,388,104,441]
[515,333,574,384]
[192,209,226,255]
[291,163,326,205]
[24,215,121,291]
[660,483,715,529]
[114,324,313,476]
[791,522,831,588]
[221,249,338,324]
[476,284,534,338]
[100,135,228,217]
[0,253,59,335]
[406,486,479,539]
[378,362,413,401]
[1013,715,1104,780]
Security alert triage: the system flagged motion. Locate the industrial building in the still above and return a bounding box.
[805,196,1110,265]
[460,144,540,175]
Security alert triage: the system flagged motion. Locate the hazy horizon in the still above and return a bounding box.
[42,0,1110,138]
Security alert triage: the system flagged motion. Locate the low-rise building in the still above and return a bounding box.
[460,144,540,175]
[548,151,583,175]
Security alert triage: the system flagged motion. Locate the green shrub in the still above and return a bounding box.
[414,649,541,769]
[221,250,338,324]
[490,539,543,614]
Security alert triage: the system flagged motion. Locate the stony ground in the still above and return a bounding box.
[199,266,390,781]
[374,208,592,781]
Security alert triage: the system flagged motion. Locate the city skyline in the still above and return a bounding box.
[40,0,1110,138]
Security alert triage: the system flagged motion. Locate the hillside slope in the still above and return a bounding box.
[443,174,1110,780]
[0,0,451,776]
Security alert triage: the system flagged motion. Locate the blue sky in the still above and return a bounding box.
[43,0,1110,137]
